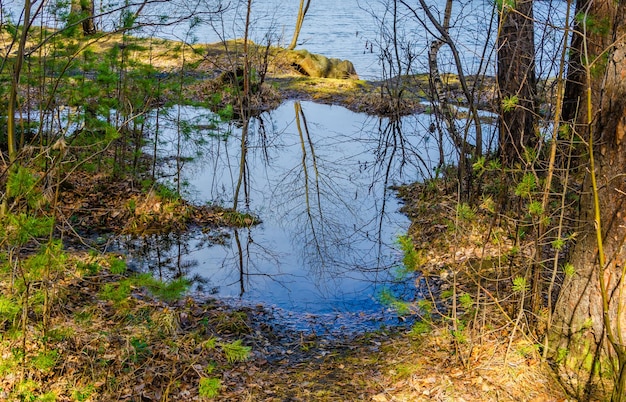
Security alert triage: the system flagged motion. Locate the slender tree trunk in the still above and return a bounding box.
[70,0,96,35]
[234,0,253,211]
[400,0,484,199]
[288,0,311,50]
[7,0,33,164]
[615,363,626,402]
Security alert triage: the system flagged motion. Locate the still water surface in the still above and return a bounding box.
[121,101,457,331]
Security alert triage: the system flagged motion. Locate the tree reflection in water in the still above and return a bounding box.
[121,101,456,330]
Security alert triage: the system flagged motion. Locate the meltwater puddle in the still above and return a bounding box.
[122,100,453,334]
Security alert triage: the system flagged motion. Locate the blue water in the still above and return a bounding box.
[4,0,568,79]
[118,101,475,331]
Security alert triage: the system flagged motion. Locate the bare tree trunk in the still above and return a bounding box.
[400,0,484,199]
[424,0,470,194]
[234,0,254,211]
[288,0,311,50]
[70,0,97,35]
[562,0,614,125]
[7,0,34,165]
[496,0,537,167]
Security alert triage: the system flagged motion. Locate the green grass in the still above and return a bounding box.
[199,377,221,399]
[220,340,251,363]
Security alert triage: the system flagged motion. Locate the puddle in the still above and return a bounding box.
[119,100,458,333]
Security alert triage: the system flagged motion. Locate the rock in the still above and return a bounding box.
[288,49,358,79]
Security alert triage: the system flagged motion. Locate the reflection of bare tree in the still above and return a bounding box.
[138,101,428,311]
[233,116,250,210]
[122,232,202,283]
[123,224,293,298]
[273,104,428,284]
[294,101,324,261]
[233,229,245,296]
[372,118,407,265]
[228,227,290,298]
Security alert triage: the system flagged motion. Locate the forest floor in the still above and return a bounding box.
[1,35,576,401]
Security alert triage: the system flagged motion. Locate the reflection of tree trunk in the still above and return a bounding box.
[155,241,163,279]
[376,119,401,251]
[295,101,323,256]
[288,0,311,50]
[234,229,245,297]
[233,117,249,211]
[175,232,183,277]
[152,99,161,180]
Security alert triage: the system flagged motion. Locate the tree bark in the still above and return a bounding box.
[496,0,537,167]
[562,0,615,125]
[554,1,626,399]
[70,0,96,36]
[497,0,542,317]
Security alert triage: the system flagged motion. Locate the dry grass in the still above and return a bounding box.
[367,330,569,402]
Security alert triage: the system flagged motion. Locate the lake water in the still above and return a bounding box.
[4,0,568,80]
[158,0,567,79]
